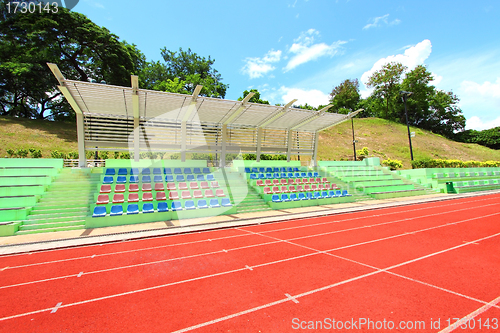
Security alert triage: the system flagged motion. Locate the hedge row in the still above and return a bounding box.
[411,158,500,169]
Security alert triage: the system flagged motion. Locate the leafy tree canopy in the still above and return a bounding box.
[329,78,361,114]
[237,89,269,104]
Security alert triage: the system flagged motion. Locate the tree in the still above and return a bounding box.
[366,62,407,119]
[399,65,435,125]
[237,89,269,104]
[141,47,228,98]
[427,90,466,137]
[0,5,145,120]
[329,78,361,114]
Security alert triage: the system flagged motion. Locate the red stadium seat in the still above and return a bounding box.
[113,193,125,203]
[169,191,179,200]
[97,194,109,205]
[100,185,111,193]
[156,192,167,201]
[154,183,165,191]
[142,183,152,191]
[114,184,126,193]
[215,189,225,197]
[204,189,215,198]
[128,193,139,202]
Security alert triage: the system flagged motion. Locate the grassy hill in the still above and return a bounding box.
[1,116,500,169]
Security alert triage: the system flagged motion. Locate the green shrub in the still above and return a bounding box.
[51,150,67,159]
[382,159,403,170]
[29,148,42,158]
[6,149,16,158]
[68,151,79,159]
[16,148,29,158]
[119,152,130,159]
[411,158,500,169]
[356,147,369,160]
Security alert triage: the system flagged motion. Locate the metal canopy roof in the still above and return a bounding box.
[48,63,360,167]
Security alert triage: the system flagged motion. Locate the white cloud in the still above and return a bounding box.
[360,39,432,85]
[284,29,346,72]
[466,116,500,130]
[278,86,330,108]
[363,14,401,30]
[241,50,282,79]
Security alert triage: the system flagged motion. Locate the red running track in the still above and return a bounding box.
[1,193,500,332]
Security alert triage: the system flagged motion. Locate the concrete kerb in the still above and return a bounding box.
[1,189,499,255]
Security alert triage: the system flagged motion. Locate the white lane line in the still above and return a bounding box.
[438,295,500,333]
[285,293,299,304]
[222,249,227,253]
[77,272,83,278]
[50,302,62,314]
[0,267,9,272]
[245,265,253,271]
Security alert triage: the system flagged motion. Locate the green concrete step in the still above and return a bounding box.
[16,224,85,235]
[18,219,86,231]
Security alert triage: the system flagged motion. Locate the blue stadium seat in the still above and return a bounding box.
[251,167,259,173]
[118,168,128,175]
[266,167,273,173]
[127,204,139,215]
[142,175,151,183]
[197,199,208,209]
[221,198,232,207]
[321,191,330,199]
[202,167,210,174]
[301,172,307,177]
[307,172,313,177]
[153,175,163,183]
[259,168,265,173]
[274,173,280,179]
[193,167,202,174]
[184,168,192,174]
[290,193,299,201]
[116,176,127,184]
[335,190,342,197]
[342,190,352,197]
[244,167,251,173]
[157,202,169,212]
[258,173,265,179]
[266,173,273,179]
[307,192,315,200]
[153,168,162,175]
[129,176,139,183]
[92,206,107,217]
[207,174,215,181]
[186,175,195,181]
[171,201,182,211]
[272,194,281,203]
[197,174,205,181]
[329,190,337,197]
[142,203,154,213]
[250,174,258,180]
[280,167,286,172]
[281,173,287,178]
[294,172,301,178]
[294,167,300,172]
[105,168,116,176]
[174,168,182,174]
[287,167,293,172]
[185,200,196,210]
[298,192,307,200]
[164,168,172,174]
[165,175,174,182]
[103,176,114,184]
[209,198,220,208]
[288,172,294,178]
[176,175,185,182]
[313,172,319,177]
[314,191,321,199]
[142,168,151,175]
[281,194,291,202]
[130,168,139,175]
[110,205,123,216]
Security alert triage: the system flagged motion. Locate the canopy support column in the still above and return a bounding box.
[220,124,227,167]
[256,128,263,162]
[312,132,319,167]
[286,130,293,162]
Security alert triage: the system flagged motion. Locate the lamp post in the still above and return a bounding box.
[400,91,414,161]
[348,109,363,162]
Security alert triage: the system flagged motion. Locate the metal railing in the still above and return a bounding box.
[63,159,106,168]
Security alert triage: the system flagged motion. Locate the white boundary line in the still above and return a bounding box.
[438,295,500,332]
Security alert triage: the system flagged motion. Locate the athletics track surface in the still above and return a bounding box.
[0,193,500,332]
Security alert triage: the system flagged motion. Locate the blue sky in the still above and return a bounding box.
[74,0,500,130]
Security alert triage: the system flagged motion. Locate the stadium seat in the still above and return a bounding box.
[271,194,281,203]
[164,168,172,174]
[288,179,295,185]
[186,175,195,181]
[142,168,151,175]
[198,199,208,209]
[251,167,259,173]
[128,193,139,202]
[290,193,299,201]
[281,173,287,178]
[307,172,313,177]
[105,169,116,176]
[266,173,273,179]
[265,179,272,186]
[169,191,179,200]
[185,200,195,210]
[113,193,125,203]
[215,189,225,197]
[296,185,304,192]
[176,175,185,182]
[129,176,139,183]
[202,167,210,174]
[153,168,162,175]
[288,173,294,178]
[142,192,153,201]
[207,174,215,181]
[100,185,111,193]
[221,198,232,207]
[166,182,176,190]
[130,168,139,175]
[266,167,273,173]
[281,194,291,202]
[110,205,123,216]
[142,183,152,191]
[256,179,264,186]
[142,203,154,213]
[97,194,109,205]
[313,172,319,177]
[307,192,315,200]
[205,189,215,198]
[117,176,127,183]
[154,183,165,191]
[209,198,220,208]
[294,172,301,178]
[211,181,220,188]
[280,179,288,185]
[321,177,329,183]
[103,176,114,184]
[335,190,342,197]
[331,183,340,189]
[264,187,273,195]
[193,168,202,174]
[301,172,307,178]
[181,191,192,199]
[178,182,188,190]
[289,185,296,192]
[193,190,203,199]
[272,179,280,186]
[309,178,317,184]
[174,168,182,174]
[250,174,258,180]
[114,184,126,193]
[295,178,302,185]
[313,191,321,199]
[92,206,107,217]
[329,190,337,198]
[280,185,289,193]
[171,201,182,211]
[244,167,251,173]
[311,184,318,191]
[304,185,311,191]
[274,173,280,179]
[127,204,139,215]
[153,175,163,183]
[165,175,174,182]
[190,182,199,190]
[128,184,139,192]
[342,190,352,197]
[142,175,151,183]
[200,181,210,189]
[321,191,330,199]
[118,168,128,175]
[157,202,169,212]
[197,174,205,181]
[298,192,307,200]
[183,168,192,174]
[156,192,167,201]
[272,186,281,194]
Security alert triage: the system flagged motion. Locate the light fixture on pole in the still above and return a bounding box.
[400,91,414,161]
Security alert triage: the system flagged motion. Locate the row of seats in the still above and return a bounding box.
[92,198,233,217]
[103,174,216,184]
[105,167,212,176]
[434,171,500,179]
[100,181,220,193]
[245,167,301,173]
[263,184,339,194]
[256,178,329,186]
[272,190,351,202]
[97,189,226,204]
[249,172,319,179]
